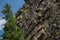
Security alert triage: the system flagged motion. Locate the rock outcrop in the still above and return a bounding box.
[16,0,60,40]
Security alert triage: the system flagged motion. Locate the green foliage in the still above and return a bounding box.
[1,4,25,40]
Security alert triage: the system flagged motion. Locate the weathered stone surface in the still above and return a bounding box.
[16,0,60,40]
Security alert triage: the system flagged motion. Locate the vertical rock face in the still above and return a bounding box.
[16,0,60,40]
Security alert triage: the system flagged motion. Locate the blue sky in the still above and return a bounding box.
[0,0,24,37]
[0,19,6,30]
[0,19,6,37]
[0,0,24,19]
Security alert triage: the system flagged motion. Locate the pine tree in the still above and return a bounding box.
[1,4,25,40]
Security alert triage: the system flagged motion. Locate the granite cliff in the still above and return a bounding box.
[16,0,60,40]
